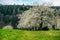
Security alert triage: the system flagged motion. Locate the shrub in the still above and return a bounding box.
[3,25,13,29]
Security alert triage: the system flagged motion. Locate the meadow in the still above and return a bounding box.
[0,30,60,40]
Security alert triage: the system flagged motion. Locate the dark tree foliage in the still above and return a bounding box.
[0,5,32,15]
[0,5,32,29]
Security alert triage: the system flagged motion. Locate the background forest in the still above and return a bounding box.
[0,5,32,29]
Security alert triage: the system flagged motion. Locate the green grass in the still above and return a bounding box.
[0,30,60,40]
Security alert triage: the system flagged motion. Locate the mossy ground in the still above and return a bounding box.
[0,30,60,40]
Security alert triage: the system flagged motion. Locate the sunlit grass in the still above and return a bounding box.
[0,30,60,40]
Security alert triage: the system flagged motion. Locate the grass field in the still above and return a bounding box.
[0,30,60,40]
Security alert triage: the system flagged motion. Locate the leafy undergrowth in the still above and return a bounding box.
[0,30,60,40]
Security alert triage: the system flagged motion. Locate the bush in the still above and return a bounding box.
[3,25,13,29]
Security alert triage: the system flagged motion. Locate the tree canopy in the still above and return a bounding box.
[17,5,56,30]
